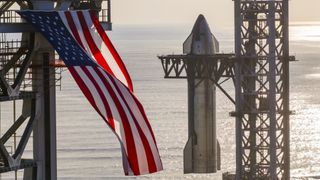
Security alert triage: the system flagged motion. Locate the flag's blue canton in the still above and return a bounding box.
[17,11,96,67]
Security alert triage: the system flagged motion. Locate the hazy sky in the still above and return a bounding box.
[112,0,320,27]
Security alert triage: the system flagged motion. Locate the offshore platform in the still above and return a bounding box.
[160,0,295,179]
[0,0,111,179]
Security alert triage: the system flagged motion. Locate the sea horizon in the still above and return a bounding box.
[1,21,320,179]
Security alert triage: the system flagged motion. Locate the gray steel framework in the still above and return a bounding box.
[160,1,294,179]
[0,93,36,173]
[158,54,236,103]
[0,0,112,179]
[234,0,292,179]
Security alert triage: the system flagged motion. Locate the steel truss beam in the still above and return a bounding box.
[234,0,291,179]
[0,33,34,96]
[158,54,235,80]
[159,54,236,104]
[0,94,36,173]
[0,0,30,13]
[0,1,36,176]
[0,1,15,14]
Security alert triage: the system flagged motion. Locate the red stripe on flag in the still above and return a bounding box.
[111,73,158,145]
[65,12,85,49]
[80,67,116,130]
[69,67,115,130]
[130,91,163,170]
[131,93,158,147]
[68,67,112,128]
[68,67,94,106]
[89,10,133,92]
[83,66,140,174]
[99,69,158,173]
[77,12,115,76]
[112,76,162,169]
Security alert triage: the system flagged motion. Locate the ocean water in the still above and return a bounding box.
[1,23,320,179]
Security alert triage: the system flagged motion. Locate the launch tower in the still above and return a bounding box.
[233,0,294,179]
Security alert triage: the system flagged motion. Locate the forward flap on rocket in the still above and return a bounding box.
[183,33,193,55]
[212,34,219,52]
[183,33,219,54]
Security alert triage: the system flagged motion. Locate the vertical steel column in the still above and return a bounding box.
[267,1,277,178]
[30,1,57,179]
[107,0,111,23]
[32,38,57,180]
[245,9,258,179]
[234,0,243,179]
[43,52,55,180]
[282,0,290,179]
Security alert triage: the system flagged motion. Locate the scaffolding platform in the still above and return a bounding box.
[159,54,235,79]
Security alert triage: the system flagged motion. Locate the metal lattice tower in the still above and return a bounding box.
[0,1,112,179]
[234,0,293,179]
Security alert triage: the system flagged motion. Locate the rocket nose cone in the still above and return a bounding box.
[183,14,218,55]
[191,14,211,41]
[193,14,207,30]
[196,14,206,23]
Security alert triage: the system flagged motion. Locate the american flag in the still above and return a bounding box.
[18,10,163,176]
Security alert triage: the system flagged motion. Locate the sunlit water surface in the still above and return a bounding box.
[1,22,320,179]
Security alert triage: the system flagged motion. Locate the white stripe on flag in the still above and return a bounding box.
[69,11,96,59]
[109,69,163,170]
[58,11,74,39]
[86,66,128,153]
[74,67,108,119]
[82,10,129,88]
[90,67,150,173]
